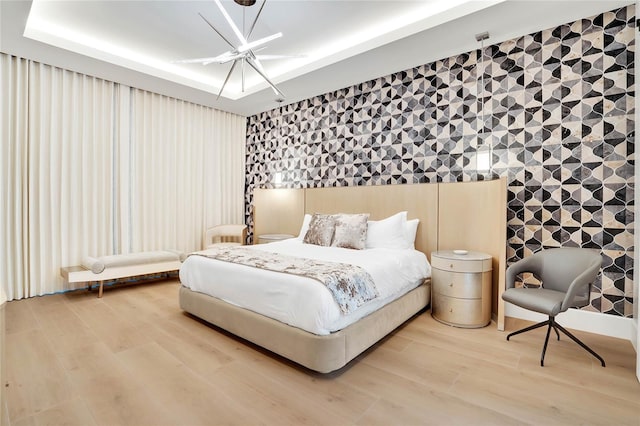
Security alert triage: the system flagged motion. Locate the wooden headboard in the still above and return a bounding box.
[253,178,507,329]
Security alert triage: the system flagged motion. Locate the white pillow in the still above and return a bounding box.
[366,211,409,250]
[405,218,419,249]
[297,214,312,240]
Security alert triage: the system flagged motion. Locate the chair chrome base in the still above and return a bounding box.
[506,316,606,367]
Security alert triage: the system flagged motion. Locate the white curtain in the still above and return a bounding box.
[27,62,117,297]
[127,88,246,254]
[0,55,29,300]
[0,53,246,300]
[206,103,246,228]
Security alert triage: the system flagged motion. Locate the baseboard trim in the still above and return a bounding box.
[505,303,634,342]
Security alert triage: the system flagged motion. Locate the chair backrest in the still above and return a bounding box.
[204,224,247,246]
[527,248,601,307]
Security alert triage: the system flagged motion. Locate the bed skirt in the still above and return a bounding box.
[179,279,430,373]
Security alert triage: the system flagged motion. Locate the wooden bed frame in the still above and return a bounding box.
[180,179,507,372]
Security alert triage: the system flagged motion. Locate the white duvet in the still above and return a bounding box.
[179,239,431,335]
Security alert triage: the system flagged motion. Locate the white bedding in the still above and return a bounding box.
[179,239,431,335]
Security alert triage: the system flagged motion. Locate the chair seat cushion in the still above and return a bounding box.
[502,287,565,317]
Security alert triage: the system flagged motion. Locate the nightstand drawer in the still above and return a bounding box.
[431,293,488,328]
[432,268,488,298]
[430,256,490,273]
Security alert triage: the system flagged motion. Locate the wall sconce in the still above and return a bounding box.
[273,171,283,187]
[476,144,491,171]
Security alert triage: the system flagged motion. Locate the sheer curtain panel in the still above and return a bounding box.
[0,55,29,300]
[0,53,247,300]
[207,108,246,227]
[26,62,117,297]
[0,58,117,298]
[128,89,246,254]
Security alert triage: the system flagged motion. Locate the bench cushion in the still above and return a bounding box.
[82,250,185,274]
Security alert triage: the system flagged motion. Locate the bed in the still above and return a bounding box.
[179,180,508,373]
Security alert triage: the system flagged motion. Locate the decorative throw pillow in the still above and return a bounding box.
[331,213,369,250]
[303,213,336,246]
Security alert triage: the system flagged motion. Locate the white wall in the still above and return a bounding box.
[505,304,635,341]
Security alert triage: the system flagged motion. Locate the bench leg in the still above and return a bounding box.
[88,282,92,292]
[98,281,104,298]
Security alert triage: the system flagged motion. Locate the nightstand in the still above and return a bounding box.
[431,250,492,328]
[257,233,295,244]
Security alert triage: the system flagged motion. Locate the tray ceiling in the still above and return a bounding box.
[1,0,633,115]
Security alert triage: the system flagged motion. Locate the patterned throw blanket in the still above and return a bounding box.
[192,247,379,314]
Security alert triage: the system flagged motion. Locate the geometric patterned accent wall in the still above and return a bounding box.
[246,6,635,317]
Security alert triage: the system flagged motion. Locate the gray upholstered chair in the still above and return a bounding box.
[203,224,247,249]
[502,247,605,367]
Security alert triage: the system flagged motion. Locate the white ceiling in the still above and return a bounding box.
[0,0,633,117]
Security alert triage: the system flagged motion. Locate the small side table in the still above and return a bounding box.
[257,234,295,244]
[431,250,492,328]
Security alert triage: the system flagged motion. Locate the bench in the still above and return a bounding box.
[60,250,185,298]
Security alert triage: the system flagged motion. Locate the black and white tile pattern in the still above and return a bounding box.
[246,6,635,317]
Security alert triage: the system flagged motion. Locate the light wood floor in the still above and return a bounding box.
[4,279,640,426]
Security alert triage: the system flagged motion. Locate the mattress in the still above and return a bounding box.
[179,239,431,335]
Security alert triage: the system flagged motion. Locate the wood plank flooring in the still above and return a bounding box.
[4,280,640,425]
